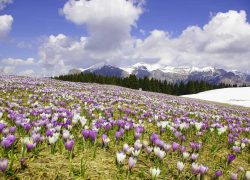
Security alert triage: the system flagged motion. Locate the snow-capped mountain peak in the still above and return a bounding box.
[69,63,250,85]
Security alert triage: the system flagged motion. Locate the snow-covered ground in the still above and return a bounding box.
[182,87,250,108]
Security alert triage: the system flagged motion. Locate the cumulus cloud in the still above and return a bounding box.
[38,34,89,74]
[36,10,250,75]
[0,0,13,11]
[19,69,35,76]
[0,66,15,74]
[61,0,143,52]
[136,10,250,71]
[2,58,35,66]
[0,14,13,38]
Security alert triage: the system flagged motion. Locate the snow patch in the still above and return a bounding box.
[182,87,250,107]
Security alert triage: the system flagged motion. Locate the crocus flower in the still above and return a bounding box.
[26,139,36,151]
[199,165,208,175]
[0,123,6,132]
[0,158,8,173]
[134,140,142,150]
[1,135,16,149]
[145,146,153,154]
[127,147,134,155]
[163,144,171,152]
[62,130,71,140]
[9,126,16,133]
[232,146,241,154]
[102,134,110,147]
[46,129,53,137]
[89,130,97,142]
[123,144,129,152]
[191,153,199,161]
[182,152,190,159]
[215,170,223,178]
[116,152,126,165]
[150,133,160,143]
[246,171,250,180]
[150,167,160,179]
[172,142,180,152]
[116,131,121,141]
[1,138,12,149]
[48,133,59,144]
[230,172,237,180]
[64,139,75,151]
[228,154,236,164]
[128,157,137,170]
[82,129,90,140]
[180,146,186,153]
[132,149,141,157]
[191,163,200,175]
[177,161,185,172]
[142,140,149,148]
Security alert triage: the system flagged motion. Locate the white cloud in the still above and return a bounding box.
[19,69,35,76]
[30,10,250,75]
[38,34,89,74]
[0,0,12,11]
[0,14,13,38]
[135,10,250,71]
[17,41,33,49]
[2,58,35,66]
[0,66,15,74]
[61,0,143,52]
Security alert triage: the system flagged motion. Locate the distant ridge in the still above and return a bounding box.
[68,63,250,85]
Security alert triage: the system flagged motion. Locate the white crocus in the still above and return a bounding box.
[183,152,190,159]
[217,126,227,135]
[150,167,160,179]
[194,122,202,131]
[62,130,70,139]
[116,152,126,164]
[48,133,59,144]
[241,143,246,149]
[80,117,87,127]
[132,149,141,157]
[245,171,250,180]
[177,161,185,171]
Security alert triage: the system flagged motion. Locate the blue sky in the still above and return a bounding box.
[0,0,250,75]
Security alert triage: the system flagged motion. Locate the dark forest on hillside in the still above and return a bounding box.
[54,73,244,95]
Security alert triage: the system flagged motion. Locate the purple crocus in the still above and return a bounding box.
[1,138,12,149]
[191,163,200,175]
[64,139,75,151]
[232,146,241,154]
[89,130,97,141]
[116,131,121,141]
[150,133,160,143]
[46,129,53,137]
[172,142,180,152]
[128,157,137,170]
[26,140,36,152]
[0,123,6,132]
[0,158,8,173]
[1,135,16,149]
[102,134,110,147]
[9,126,16,133]
[228,154,236,164]
[199,165,208,175]
[215,170,223,178]
[82,129,90,140]
[24,123,32,132]
[180,146,186,153]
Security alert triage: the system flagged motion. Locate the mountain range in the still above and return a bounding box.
[68,63,250,85]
